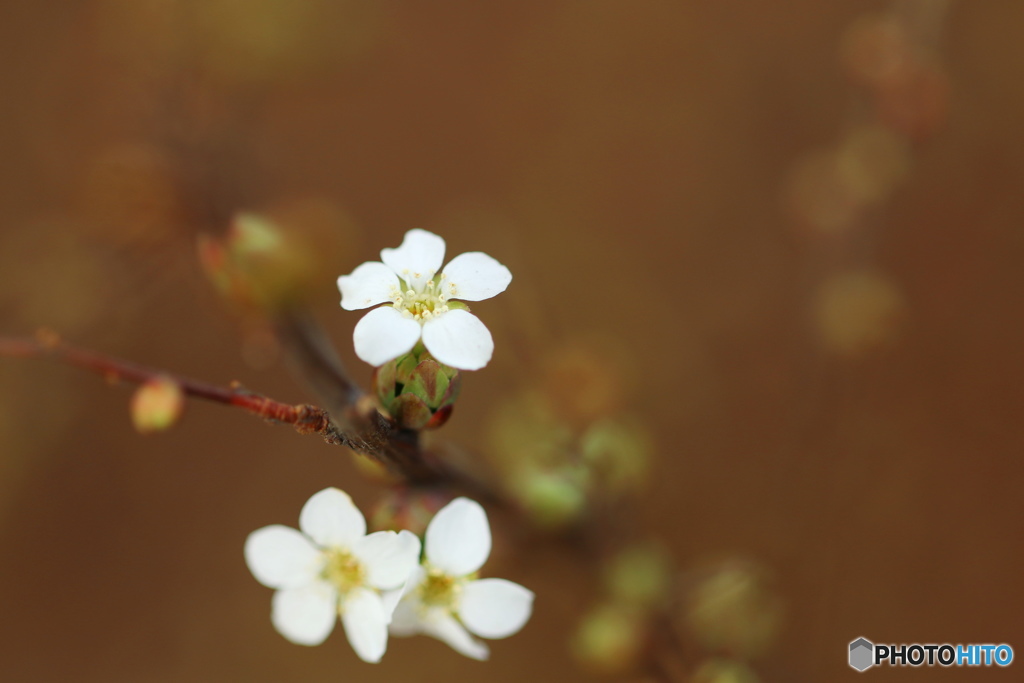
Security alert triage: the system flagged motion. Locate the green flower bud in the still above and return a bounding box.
[604,542,673,609]
[373,346,461,430]
[513,466,588,529]
[485,391,573,467]
[580,417,652,493]
[571,602,647,675]
[198,204,355,313]
[130,375,185,434]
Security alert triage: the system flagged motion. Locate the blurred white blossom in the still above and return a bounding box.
[337,229,512,370]
[244,487,421,662]
[389,497,534,659]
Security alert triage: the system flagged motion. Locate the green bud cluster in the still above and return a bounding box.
[373,344,461,430]
[570,542,674,675]
[485,389,653,530]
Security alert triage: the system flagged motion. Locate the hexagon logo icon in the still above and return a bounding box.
[849,637,874,671]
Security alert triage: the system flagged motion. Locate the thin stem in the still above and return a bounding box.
[0,330,499,499]
[0,332,343,440]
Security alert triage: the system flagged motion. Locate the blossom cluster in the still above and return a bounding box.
[245,231,531,662]
[245,489,534,662]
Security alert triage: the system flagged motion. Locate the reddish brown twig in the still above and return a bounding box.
[0,331,499,499]
[0,332,343,441]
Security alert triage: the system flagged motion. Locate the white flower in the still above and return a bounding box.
[244,488,421,663]
[337,229,512,370]
[389,497,534,660]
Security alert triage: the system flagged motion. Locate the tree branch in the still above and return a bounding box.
[0,330,498,499]
[0,332,344,440]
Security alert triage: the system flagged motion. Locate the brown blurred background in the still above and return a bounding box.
[1,1,1023,681]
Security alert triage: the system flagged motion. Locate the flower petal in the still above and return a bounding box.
[299,488,366,549]
[352,306,422,367]
[341,588,390,663]
[338,262,399,311]
[423,613,490,660]
[387,566,427,634]
[425,497,492,576]
[440,252,512,302]
[459,578,535,639]
[352,530,422,591]
[421,310,494,371]
[245,525,323,589]
[271,582,338,646]
[380,588,405,622]
[387,593,423,636]
[381,229,446,291]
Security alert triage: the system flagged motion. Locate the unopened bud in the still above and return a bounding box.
[130,376,185,433]
[224,213,301,309]
[374,347,460,430]
[604,543,672,609]
[199,206,353,313]
[514,467,588,530]
[571,603,647,675]
[580,418,652,493]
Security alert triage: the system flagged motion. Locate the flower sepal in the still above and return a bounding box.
[373,346,461,430]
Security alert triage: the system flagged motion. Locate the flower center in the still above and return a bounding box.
[321,549,366,594]
[418,567,462,609]
[390,272,454,323]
